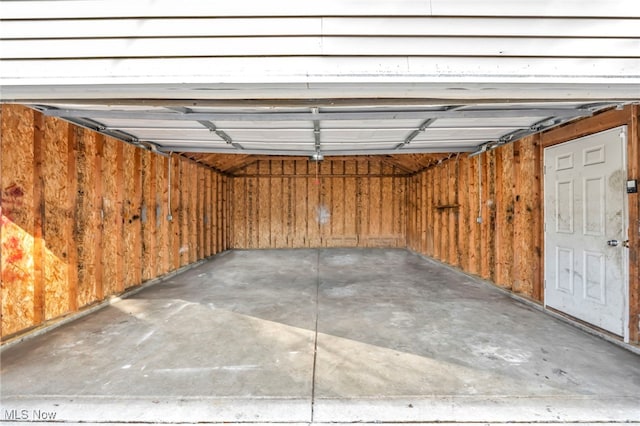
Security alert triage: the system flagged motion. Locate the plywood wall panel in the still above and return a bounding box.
[405,135,547,301]
[1,105,36,336]
[433,168,443,260]
[189,163,198,263]
[512,136,537,297]
[409,174,417,251]
[156,156,169,275]
[123,144,143,288]
[369,162,381,238]
[258,161,271,249]
[422,173,431,256]
[343,161,358,243]
[381,174,394,237]
[195,165,202,260]
[169,156,179,270]
[223,175,230,250]
[31,113,45,325]
[210,171,217,254]
[75,128,99,307]
[293,161,307,247]
[319,160,332,246]
[330,161,344,240]
[93,134,104,301]
[2,105,226,341]
[41,116,71,321]
[456,156,468,269]
[204,167,211,257]
[141,150,156,282]
[495,145,514,289]
[214,174,221,252]
[232,175,245,249]
[178,160,189,266]
[101,136,121,296]
[467,156,481,275]
[231,158,405,249]
[65,123,80,309]
[448,160,459,266]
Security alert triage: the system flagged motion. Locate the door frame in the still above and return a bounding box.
[542,125,630,342]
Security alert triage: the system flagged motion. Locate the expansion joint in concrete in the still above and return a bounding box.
[310,249,321,422]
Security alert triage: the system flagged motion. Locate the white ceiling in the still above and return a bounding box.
[31,101,619,157]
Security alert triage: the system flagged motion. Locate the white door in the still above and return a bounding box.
[544,126,628,337]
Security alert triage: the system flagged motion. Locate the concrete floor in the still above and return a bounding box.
[1,248,640,425]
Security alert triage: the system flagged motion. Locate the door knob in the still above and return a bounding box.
[607,240,620,247]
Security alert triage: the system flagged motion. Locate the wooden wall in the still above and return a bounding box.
[406,106,640,343]
[0,105,228,340]
[406,137,542,300]
[231,158,406,249]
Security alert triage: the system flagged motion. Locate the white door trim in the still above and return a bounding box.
[620,127,630,343]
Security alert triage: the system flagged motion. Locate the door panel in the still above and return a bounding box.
[544,126,627,336]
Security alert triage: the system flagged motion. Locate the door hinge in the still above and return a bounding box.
[544,279,546,289]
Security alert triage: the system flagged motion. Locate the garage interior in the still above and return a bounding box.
[2,1,640,424]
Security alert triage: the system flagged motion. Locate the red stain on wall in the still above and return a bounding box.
[4,236,24,264]
[1,183,25,216]
[4,184,24,198]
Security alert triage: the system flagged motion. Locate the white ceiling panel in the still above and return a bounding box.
[214,121,312,129]
[432,117,547,128]
[28,101,618,157]
[417,128,515,140]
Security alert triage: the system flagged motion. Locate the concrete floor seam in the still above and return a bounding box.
[310,249,321,422]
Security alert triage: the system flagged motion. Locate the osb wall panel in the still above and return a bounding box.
[74,128,100,307]
[407,138,543,301]
[231,158,407,249]
[1,105,37,335]
[42,115,71,320]
[141,150,157,282]
[101,136,123,297]
[156,156,170,276]
[1,105,226,340]
[122,144,141,290]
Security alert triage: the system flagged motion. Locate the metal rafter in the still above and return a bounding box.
[395,117,438,149]
[165,106,243,150]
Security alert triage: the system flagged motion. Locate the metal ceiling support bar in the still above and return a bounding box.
[310,106,323,160]
[196,119,234,144]
[42,108,595,122]
[395,117,437,149]
[167,106,239,148]
[56,114,169,157]
[313,118,321,148]
[468,115,579,157]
